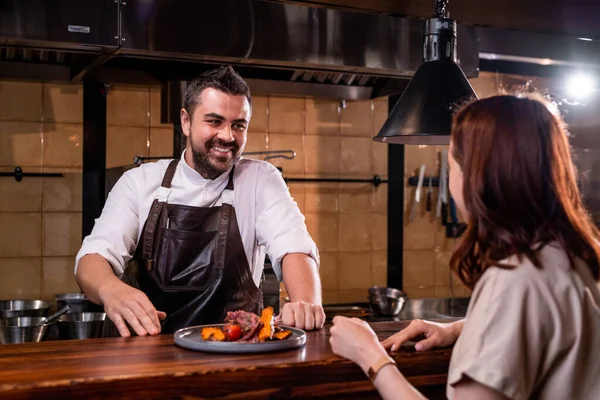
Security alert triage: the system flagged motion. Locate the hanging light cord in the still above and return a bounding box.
[435,0,449,18]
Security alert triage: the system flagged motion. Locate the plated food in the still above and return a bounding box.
[201,307,292,343]
[173,307,306,354]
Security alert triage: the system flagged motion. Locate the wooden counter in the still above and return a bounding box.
[0,321,452,399]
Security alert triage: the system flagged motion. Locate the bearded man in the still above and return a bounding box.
[75,66,325,337]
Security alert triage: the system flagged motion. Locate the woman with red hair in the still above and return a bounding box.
[330,95,600,400]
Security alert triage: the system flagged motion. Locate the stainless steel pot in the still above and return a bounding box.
[0,300,52,319]
[55,293,103,314]
[56,312,106,340]
[0,317,50,344]
[368,286,408,316]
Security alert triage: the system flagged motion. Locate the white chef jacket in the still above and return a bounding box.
[75,150,320,287]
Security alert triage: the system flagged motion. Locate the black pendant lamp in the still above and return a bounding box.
[373,0,478,145]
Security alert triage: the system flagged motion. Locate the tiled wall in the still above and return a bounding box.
[0,80,388,303]
[244,96,389,304]
[0,82,173,301]
[0,71,529,304]
[400,72,530,300]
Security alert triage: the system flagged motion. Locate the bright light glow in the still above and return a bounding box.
[577,37,593,42]
[540,58,552,65]
[566,73,597,100]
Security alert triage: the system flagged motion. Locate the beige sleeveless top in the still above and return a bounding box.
[447,243,600,400]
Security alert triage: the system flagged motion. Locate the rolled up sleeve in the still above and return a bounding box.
[254,163,319,281]
[74,168,141,278]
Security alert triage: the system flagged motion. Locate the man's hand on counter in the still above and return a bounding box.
[276,301,326,330]
[98,280,167,337]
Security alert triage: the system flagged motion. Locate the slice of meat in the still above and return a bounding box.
[239,321,263,343]
[225,310,260,333]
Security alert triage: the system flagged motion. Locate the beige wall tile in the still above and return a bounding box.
[322,290,339,304]
[304,183,339,213]
[339,251,372,290]
[434,286,451,298]
[107,85,149,127]
[305,99,340,136]
[0,81,42,121]
[249,96,268,133]
[43,213,82,257]
[305,212,339,251]
[403,250,435,287]
[340,137,372,176]
[0,171,42,211]
[288,183,305,214]
[0,258,42,299]
[304,135,340,176]
[340,100,373,137]
[0,213,42,257]
[339,184,372,213]
[243,132,267,159]
[339,213,372,251]
[372,185,387,214]
[149,127,173,158]
[42,123,82,168]
[42,257,80,300]
[338,289,368,303]
[0,122,42,167]
[43,83,82,123]
[371,214,387,251]
[267,133,304,175]
[372,250,387,287]
[434,251,452,287]
[268,97,304,134]
[373,98,388,134]
[319,251,339,291]
[403,285,435,299]
[405,145,438,177]
[106,126,149,168]
[403,205,438,250]
[372,142,388,176]
[42,170,82,212]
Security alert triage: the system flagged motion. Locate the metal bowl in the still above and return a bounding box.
[57,312,106,340]
[0,317,50,344]
[368,286,407,316]
[55,293,103,314]
[0,300,52,319]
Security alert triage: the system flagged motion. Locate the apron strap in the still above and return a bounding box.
[225,166,235,190]
[143,159,179,263]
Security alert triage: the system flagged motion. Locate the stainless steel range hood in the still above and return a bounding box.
[0,0,480,100]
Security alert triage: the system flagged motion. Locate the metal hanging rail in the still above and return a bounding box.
[0,167,63,182]
[284,176,387,188]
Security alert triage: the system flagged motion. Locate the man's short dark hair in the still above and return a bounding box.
[184,65,252,119]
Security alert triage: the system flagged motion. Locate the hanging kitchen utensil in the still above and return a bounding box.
[409,165,426,221]
[436,149,448,223]
[426,176,433,211]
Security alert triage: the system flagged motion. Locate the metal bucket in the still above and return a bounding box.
[0,300,52,319]
[0,317,50,344]
[57,312,106,340]
[55,293,104,314]
[368,286,408,316]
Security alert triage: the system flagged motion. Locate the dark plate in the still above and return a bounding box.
[173,324,306,354]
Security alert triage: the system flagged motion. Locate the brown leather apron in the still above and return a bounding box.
[103,159,263,337]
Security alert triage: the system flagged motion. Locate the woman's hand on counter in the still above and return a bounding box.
[381,319,464,352]
[329,316,388,373]
[276,301,326,330]
[99,280,167,337]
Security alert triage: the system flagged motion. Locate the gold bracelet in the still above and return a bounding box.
[367,355,397,382]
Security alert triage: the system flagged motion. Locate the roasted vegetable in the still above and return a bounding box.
[223,323,242,341]
[258,306,275,341]
[273,329,292,340]
[201,327,226,341]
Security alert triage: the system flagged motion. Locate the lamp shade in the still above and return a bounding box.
[373,15,478,145]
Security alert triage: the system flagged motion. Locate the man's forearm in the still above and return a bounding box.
[281,253,322,305]
[75,254,123,305]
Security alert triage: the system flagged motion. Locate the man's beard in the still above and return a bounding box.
[191,138,239,179]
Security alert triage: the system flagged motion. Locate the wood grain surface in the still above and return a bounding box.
[0,320,452,399]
